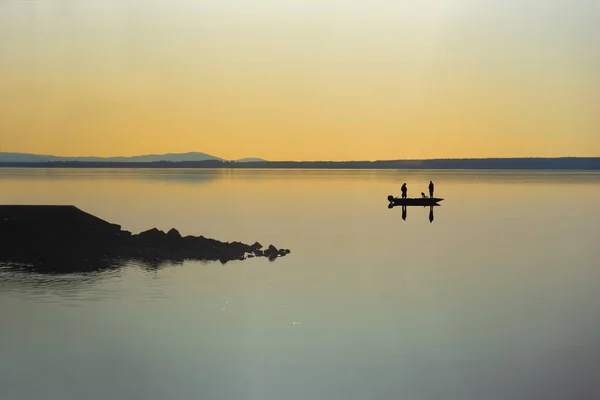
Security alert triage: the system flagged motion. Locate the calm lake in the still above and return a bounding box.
[1,168,600,400]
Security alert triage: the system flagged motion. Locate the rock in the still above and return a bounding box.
[167,228,182,240]
[136,228,166,246]
[264,244,279,258]
[0,206,291,269]
[230,241,252,254]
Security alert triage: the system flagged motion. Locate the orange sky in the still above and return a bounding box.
[1,1,598,161]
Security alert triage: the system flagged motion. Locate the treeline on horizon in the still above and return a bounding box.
[1,158,599,170]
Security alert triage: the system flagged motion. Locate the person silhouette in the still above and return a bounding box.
[401,183,407,199]
[429,181,434,198]
[429,205,434,223]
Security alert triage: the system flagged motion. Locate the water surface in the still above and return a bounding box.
[1,169,599,400]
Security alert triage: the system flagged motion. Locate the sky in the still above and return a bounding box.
[1,0,599,161]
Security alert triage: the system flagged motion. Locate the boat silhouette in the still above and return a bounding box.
[387,195,443,206]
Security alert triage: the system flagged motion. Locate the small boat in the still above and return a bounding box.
[387,195,443,206]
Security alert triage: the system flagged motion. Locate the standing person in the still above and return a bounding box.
[429,181,434,198]
[401,183,407,199]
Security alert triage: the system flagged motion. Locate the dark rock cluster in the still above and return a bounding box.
[119,228,291,264]
[0,206,290,271]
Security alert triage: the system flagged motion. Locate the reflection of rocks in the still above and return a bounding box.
[0,205,290,272]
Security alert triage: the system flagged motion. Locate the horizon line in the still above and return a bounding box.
[1,151,600,163]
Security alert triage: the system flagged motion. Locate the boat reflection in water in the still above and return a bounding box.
[387,193,442,223]
[388,203,439,223]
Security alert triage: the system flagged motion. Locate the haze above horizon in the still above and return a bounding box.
[1,1,599,161]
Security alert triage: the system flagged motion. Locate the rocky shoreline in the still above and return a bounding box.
[0,206,290,271]
[113,227,291,263]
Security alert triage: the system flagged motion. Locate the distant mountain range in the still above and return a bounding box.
[0,155,599,170]
[0,152,267,163]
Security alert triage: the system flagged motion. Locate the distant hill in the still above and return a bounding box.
[0,153,61,163]
[0,152,267,163]
[234,157,267,163]
[97,152,224,163]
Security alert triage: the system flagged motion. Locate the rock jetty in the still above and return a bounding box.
[0,206,290,270]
